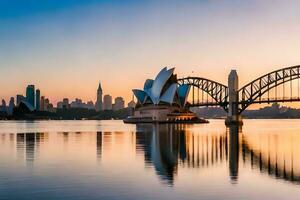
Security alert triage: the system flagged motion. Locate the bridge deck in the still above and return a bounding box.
[189,97,300,107]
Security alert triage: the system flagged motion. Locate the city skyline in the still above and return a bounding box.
[0,82,129,116]
[2,1,300,105]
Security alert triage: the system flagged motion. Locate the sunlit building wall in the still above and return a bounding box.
[103,94,112,110]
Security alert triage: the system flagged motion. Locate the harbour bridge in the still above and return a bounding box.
[177,65,300,125]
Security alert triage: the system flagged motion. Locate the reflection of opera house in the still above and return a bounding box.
[124,67,208,123]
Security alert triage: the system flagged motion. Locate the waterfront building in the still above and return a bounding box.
[95,82,103,111]
[87,101,95,110]
[103,95,112,110]
[36,89,41,111]
[26,85,35,108]
[48,103,55,112]
[57,101,63,109]
[41,96,45,111]
[113,97,125,111]
[62,98,70,109]
[125,67,206,123]
[16,95,26,105]
[8,97,15,115]
[0,99,7,113]
[44,98,50,111]
[70,98,83,108]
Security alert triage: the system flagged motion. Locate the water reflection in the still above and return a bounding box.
[136,123,300,186]
[97,132,102,159]
[6,122,300,187]
[16,132,48,164]
[228,125,239,183]
[136,124,235,185]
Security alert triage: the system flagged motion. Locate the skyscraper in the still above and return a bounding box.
[8,97,15,115]
[41,96,45,111]
[36,89,41,111]
[95,82,103,111]
[0,99,7,113]
[26,85,35,108]
[44,98,50,111]
[103,94,112,110]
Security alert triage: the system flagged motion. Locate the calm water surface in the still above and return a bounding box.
[0,119,299,200]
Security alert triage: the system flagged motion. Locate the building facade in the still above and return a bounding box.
[26,85,35,108]
[103,94,112,110]
[41,96,45,111]
[95,83,103,111]
[36,89,41,111]
[113,97,125,111]
[8,97,15,115]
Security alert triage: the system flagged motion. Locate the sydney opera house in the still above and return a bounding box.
[124,67,208,123]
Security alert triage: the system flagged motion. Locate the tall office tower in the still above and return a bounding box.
[113,97,125,111]
[95,82,103,111]
[103,94,112,110]
[41,96,45,111]
[36,89,41,111]
[0,99,7,113]
[8,97,15,115]
[16,95,26,105]
[44,98,50,111]
[26,85,35,108]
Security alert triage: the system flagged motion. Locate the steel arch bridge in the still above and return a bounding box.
[178,65,300,116]
[177,77,229,111]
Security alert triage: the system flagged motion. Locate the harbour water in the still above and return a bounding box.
[0,120,299,200]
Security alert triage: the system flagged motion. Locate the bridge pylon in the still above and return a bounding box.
[225,70,243,126]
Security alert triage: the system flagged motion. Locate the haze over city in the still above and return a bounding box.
[2,0,300,105]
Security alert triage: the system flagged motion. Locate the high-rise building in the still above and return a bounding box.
[0,99,7,113]
[36,89,41,111]
[8,97,15,115]
[113,97,125,111]
[16,95,26,105]
[26,85,35,108]
[103,94,112,110]
[41,96,45,111]
[44,98,50,111]
[95,82,103,111]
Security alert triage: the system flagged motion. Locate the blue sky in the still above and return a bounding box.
[1,0,300,105]
[0,0,119,18]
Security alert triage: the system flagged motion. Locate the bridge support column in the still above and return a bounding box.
[225,70,243,126]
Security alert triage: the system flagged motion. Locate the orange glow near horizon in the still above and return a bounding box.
[2,1,300,108]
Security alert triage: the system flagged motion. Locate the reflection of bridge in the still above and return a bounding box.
[135,124,300,186]
[178,65,300,125]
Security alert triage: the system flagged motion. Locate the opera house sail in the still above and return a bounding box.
[124,67,208,123]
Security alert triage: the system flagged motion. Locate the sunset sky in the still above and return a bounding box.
[1,0,300,105]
